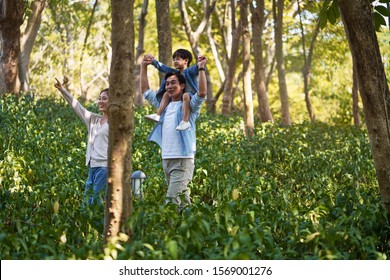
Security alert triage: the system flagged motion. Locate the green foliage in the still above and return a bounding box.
[1,96,389,260]
[320,0,390,31]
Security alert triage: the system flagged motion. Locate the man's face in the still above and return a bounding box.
[165,75,184,101]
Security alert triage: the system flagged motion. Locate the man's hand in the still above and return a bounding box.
[197,55,207,68]
[197,56,207,98]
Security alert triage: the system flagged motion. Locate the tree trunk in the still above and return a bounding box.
[179,0,215,114]
[206,19,219,114]
[241,0,254,139]
[339,0,390,223]
[155,0,171,73]
[342,12,361,128]
[297,0,318,122]
[207,16,224,84]
[134,0,149,107]
[273,0,291,126]
[79,0,99,99]
[251,0,273,123]
[352,58,361,127]
[178,0,215,58]
[19,0,46,92]
[104,0,134,243]
[221,0,240,116]
[0,0,25,95]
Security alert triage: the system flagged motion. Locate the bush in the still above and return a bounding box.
[0,95,389,259]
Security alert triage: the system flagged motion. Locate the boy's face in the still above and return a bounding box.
[173,56,188,70]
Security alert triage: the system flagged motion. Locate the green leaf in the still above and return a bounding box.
[375,5,390,17]
[319,9,328,29]
[327,8,337,25]
[331,0,340,18]
[322,0,332,9]
[374,11,387,31]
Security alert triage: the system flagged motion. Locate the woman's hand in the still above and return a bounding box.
[54,78,63,91]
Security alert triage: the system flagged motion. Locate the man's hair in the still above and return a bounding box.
[165,72,186,92]
[172,49,193,66]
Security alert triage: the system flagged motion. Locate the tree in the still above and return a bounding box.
[20,0,46,92]
[79,0,99,100]
[273,0,291,126]
[134,0,149,106]
[241,0,254,138]
[221,0,241,116]
[251,0,273,123]
[0,0,25,95]
[155,0,171,69]
[297,0,319,122]
[179,0,215,113]
[351,57,360,127]
[206,1,233,114]
[178,0,215,58]
[339,0,390,222]
[45,1,111,100]
[104,0,135,242]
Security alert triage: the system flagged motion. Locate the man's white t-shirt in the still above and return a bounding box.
[162,101,192,159]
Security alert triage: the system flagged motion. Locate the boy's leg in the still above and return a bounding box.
[145,93,170,122]
[157,93,170,116]
[176,93,191,131]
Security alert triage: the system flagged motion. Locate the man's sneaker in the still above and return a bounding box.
[144,113,160,122]
[176,121,190,131]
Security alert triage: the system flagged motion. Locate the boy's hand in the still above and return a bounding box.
[143,54,154,65]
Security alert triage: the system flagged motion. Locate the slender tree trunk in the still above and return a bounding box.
[342,12,361,127]
[79,0,99,99]
[240,0,254,139]
[0,0,25,95]
[206,20,219,114]
[207,17,224,83]
[273,0,291,126]
[155,0,171,72]
[20,0,46,92]
[297,0,317,122]
[179,0,215,58]
[179,0,215,113]
[222,0,240,116]
[251,0,273,123]
[352,59,361,127]
[339,0,390,223]
[104,0,134,243]
[134,0,148,106]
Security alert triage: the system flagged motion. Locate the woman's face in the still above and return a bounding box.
[98,91,109,113]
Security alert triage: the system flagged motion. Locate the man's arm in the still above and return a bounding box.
[140,56,152,93]
[141,55,161,109]
[197,56,207,99]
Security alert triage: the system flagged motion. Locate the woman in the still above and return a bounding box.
[54,78,109,206]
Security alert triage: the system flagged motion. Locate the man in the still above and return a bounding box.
[141,54,207,208]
